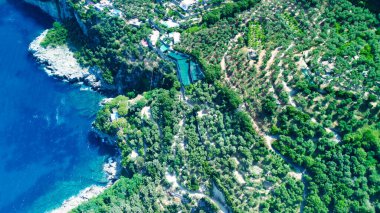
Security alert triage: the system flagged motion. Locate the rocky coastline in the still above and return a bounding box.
[29,30,121,213]
[29,30,115,91]
[23,1,123,212]
[50,157,121,213]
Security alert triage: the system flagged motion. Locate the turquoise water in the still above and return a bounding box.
[0,1,113,212]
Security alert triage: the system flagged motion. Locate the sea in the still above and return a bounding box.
[0,1,114,212]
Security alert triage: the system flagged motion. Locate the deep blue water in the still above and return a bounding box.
[0,1,113,212]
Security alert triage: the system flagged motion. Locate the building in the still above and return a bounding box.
[169,32,181,44]
[128,18,142,27]
[179,0,197,11]
[150,30,160,46]
[247,49,258,60]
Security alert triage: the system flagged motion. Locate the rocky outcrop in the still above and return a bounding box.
[23,0,90,35]
[29,30,88,82]
[50,186,105,213]
[29,30,116,91]
[103,157,121,183]
[24,0,72,20]
[29,29,149,93]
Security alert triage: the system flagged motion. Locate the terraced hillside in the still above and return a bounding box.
[179,0,380,211]
[69,0,379,212]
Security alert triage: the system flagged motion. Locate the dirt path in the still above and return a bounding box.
[165,172,229,213]
[254,50,266,72]
[264,47,280,72]
[282,81,296,107]
[244,103,304,173]
[220,55,226,71]
[311,117,341,143]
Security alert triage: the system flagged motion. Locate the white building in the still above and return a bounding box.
[128,18,142,26]
[169,32,181,44]
[150,30,160,46]
[179,0,197,11]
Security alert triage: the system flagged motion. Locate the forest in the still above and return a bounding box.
[60,0,380,212]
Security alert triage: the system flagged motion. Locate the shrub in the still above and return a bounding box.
[40,22,68,48]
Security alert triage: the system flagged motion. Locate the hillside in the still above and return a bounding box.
[27,0,380,212]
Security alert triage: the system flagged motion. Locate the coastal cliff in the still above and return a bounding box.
[23,0,89,35]
[25,0,169,94]
[23,0,72,20]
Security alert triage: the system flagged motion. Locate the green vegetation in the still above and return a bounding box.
[349,0,380,13]
[282,12,303,35]
[200,61,221,83]
[202,0,261,25]
[177,0,380,211]
[184,25,205,34]
[63,0,380,211]
[40,22,68,48]
[67,0,175,90]
[248,22,264,48]
[88,85,303,212]
[72,175,164,212]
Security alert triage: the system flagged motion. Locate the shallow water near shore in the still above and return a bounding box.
[0,1,113,212]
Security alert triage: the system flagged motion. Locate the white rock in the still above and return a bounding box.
[29,30,103,90]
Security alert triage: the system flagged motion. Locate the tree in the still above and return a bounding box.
[203,63,222,83]
[305,195,329,213]
[262,95,277,116]
[202,11,220,25]
[216,85,242,110]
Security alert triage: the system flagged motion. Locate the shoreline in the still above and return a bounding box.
[28,30,116,92]
[49,157,121,213]
[28,30,121,213]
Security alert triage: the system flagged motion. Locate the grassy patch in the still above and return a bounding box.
[248,21,265,48]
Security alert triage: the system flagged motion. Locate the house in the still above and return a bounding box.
[93,0,113,11]
[128,18,142,27]
[179,0,197,11]
[109,9,123,17]
[160,44,170,53]
[110,108,119,122]
[140,39,148,47]
[169,32,181,44]
[150,30,160,46]
[247,49,258,60]
[94,4,106,11]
